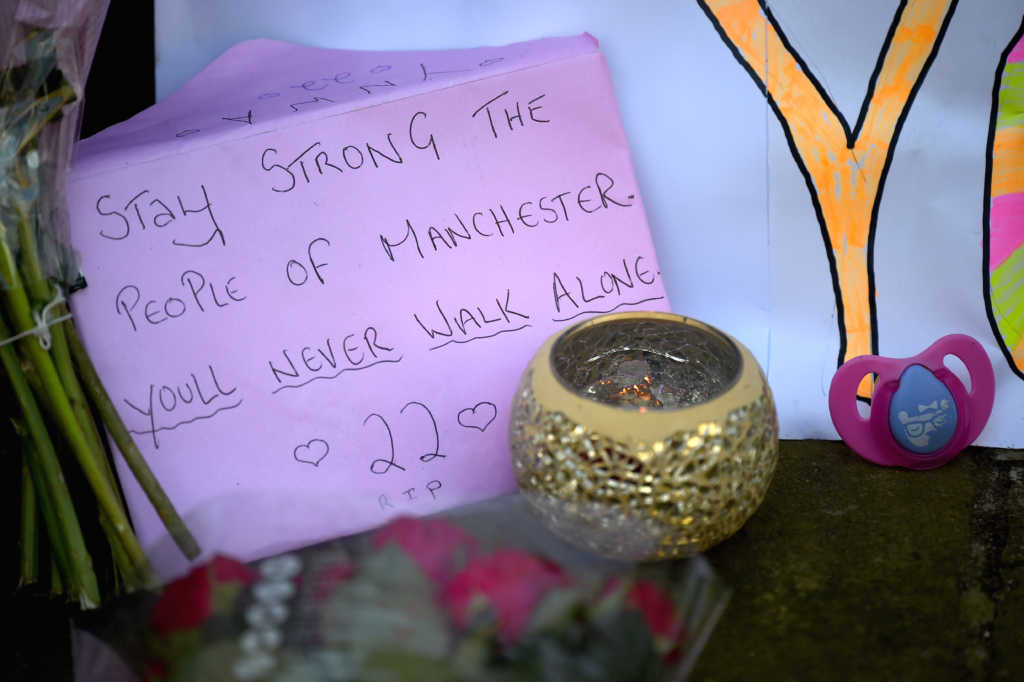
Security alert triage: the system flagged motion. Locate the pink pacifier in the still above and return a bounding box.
[828,334,995,470]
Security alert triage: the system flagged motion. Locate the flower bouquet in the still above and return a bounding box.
[74,497,730,682]
[2,0,197,607]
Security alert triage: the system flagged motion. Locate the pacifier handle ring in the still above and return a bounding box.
[828,334,996,470]
[828,354,901,467]
[915,334,995,444]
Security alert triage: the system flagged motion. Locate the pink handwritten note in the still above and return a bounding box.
[67,35,669,578]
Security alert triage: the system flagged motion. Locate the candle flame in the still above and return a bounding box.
[616,375,663,408]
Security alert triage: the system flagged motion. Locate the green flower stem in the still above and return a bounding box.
[2,325,100,608]
[50,551,64,597]
[66,322,201,560]
[13,360,84,593]
[15,205,122,512]
[99,511,138,593]
[53,318,127,500]
[13,83,75,155]
[0,237,155,587]
[9,198,196,565]
[19,454,39,587]
[20,427,73,591]
[13,199,46,286]
[48,319,143,588]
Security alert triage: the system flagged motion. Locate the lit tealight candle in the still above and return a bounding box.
[509,312,779,560]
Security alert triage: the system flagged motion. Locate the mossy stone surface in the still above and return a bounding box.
[692,440,1024,682]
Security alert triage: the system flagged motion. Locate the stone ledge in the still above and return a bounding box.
[693,440,1024,682]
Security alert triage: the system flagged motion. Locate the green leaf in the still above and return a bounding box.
[211,581,246,619]
[525,586,584,636]
[506,608,661,682]
[591,576,632,620]
[591,609,662,681]
[320,545,451,660]
[359,649,471,682]
[166,639,242,682]
[265,650,359,682]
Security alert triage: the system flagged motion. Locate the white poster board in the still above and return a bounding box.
[151,0,1024,449]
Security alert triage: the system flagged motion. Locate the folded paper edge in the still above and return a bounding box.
[70,33,601,179]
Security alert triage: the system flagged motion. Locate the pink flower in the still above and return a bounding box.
[601,576,687,660]
[625,579,680,639]
[208,555,258,584]
[371,517,478,585]
[311,560,356,603]
[141,660,167,682]
[619,578,688,663]
[150,555,256,634]
[442,549,570,642]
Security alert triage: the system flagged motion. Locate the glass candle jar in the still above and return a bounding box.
[509,312,778,560]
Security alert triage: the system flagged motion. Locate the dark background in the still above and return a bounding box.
[81,0,155,138]
[7,3,1024,682]
[7,2,154,680]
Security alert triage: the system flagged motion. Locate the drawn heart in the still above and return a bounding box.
[458,402,497,432]
[293,438,329,467]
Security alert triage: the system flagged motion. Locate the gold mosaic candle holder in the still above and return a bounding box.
[509,312,778,561]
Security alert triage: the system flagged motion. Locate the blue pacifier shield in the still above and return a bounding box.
[888,364,958,454]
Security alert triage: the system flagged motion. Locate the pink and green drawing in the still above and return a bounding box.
[986,19,1024,378]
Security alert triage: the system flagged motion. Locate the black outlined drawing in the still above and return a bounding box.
[457,402,497,432]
